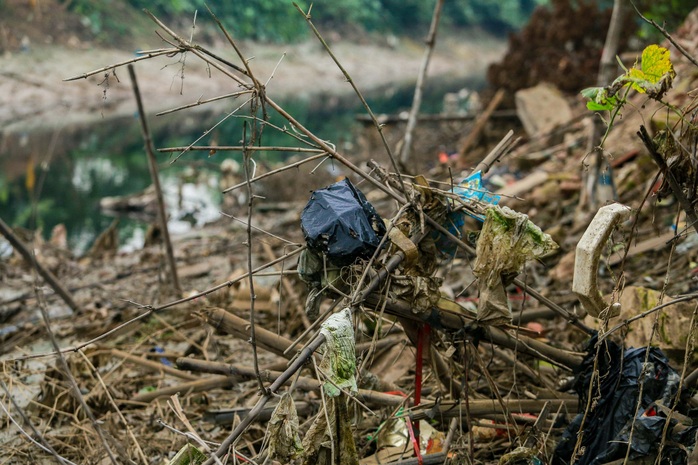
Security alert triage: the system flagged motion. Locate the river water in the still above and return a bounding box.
[0,75,484,255]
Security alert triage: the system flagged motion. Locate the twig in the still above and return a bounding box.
[631,1,698,68]
[237,120,266,393]
[128,64,181,295]
[457,88,505,163]
[155,90,252,116]
[159,146,325,153]
[0,217,79,313]
[292,2,410,197]
[62,48,179,81]
[598,292,698,343]
[398,0,444,167]
[169,96,255,164]
[639,125,698,236]
[222,152,327,193]
[221,213,296,244]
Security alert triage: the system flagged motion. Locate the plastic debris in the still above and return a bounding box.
[319,308,357,397]
[266,393,304,463]
[453,170,502,221]
[301,178,386,266]
[572,203,631,318]
[553,335,696,465]
[301,390,359,465]
[473,206,558,324]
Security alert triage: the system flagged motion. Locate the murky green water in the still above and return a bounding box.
[0,76,482,255]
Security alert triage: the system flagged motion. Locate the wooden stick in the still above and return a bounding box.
[128,64,181,295]
[111,348,198,381]
[457,88,505,163]
[407,398,577,421]
[200,306,293,358]
[0,217,79,313]
[176,358,406,407]
[131,376,232,403]
[398,0,444,167]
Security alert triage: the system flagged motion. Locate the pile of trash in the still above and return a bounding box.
[1,5,698,465]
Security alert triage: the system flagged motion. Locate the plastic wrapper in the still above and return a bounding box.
[301,178,386,267]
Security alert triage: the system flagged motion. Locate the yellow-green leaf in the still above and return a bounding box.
[625,44,675,99]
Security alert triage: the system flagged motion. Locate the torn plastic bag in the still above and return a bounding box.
[266,393,304,463]
[553,335,695,465]
[473,206,557,324]
[319,308,357,397]
[301,178,386,267]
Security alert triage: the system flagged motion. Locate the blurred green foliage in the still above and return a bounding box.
[631,0,697,42]
[63,0,697,44]
[65,0,553,43]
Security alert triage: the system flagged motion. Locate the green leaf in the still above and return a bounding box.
[581,86,618,112]
[624,44,676,99]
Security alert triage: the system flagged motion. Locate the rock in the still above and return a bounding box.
[515,83,573,138]
[586,286,698,362]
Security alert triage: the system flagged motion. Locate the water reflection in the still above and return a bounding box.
[0,76,481,255]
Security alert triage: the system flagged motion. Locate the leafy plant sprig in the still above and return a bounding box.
[581,44,676,144]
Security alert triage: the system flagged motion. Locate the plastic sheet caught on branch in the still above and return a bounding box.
[553,336,697,465]
[267,393,304,463]
[474,206,558,324]
[301,178,386,267]
[319,308,357,397]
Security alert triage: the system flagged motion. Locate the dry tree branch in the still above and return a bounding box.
[128,64,181,295]
[155,90,253,116]
[0,218,79,313]
[63,48,180,81]
[398,0,444,168]
[292,2,410,197]
[631,1,698,68]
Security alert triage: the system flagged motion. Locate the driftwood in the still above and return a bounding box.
[406,398,578,422]
[176,358,407,407]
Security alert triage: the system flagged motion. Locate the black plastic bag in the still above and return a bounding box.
[553,335,695,465]
[301,178,385,267]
